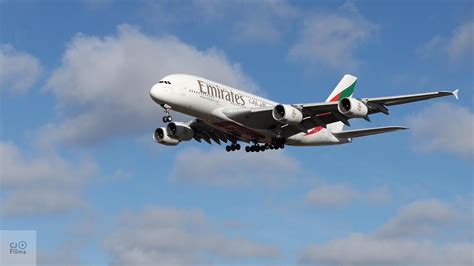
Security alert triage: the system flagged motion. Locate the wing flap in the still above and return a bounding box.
[332,126,408,139]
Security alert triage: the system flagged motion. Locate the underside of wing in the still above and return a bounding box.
[332,126,408,139]
[222,107,275,129]
[189,120,232,145]
[189,119,252,144]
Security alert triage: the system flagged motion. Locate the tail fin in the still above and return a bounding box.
[325,74,358,102]
[326,74,358,132]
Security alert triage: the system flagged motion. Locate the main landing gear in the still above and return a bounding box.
[244,143,285,152]
[162,105,172,123]
[226,143,241,152]
[223,135,287,153]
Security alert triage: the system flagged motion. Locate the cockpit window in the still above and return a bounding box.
[159,81,172,84]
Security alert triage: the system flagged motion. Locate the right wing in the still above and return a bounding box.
[223,90,458,137]
[332,126,408,139]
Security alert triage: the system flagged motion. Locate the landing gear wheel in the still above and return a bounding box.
[162,105,172,123]
[236,144,241,150]
[245,146,250,152]
[226,146,231,152]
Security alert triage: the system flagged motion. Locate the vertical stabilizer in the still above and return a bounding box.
[326,74,357,132]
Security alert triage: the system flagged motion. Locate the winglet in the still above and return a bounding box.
[452,89,459,100]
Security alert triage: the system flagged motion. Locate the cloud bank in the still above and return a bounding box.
[300,198,473,266]
[104,206,280,265]
[42,24,258,147]
[289,2,377,70]
[0,44,42,93]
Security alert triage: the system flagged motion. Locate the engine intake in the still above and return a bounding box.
[337,98,368,118]
[153,127,179,146]
[272,104,303,125]
[167,122,194,141]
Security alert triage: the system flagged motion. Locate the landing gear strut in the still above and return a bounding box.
[162,105,172,123]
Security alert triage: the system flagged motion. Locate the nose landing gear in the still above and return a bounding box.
[162,105,172,123]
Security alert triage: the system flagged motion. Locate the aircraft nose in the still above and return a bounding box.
[150,83,162,102]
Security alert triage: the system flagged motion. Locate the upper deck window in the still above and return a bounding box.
[159,81,171,84]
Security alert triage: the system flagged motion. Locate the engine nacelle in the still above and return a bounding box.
[167,122,194,141]
[153,127,179,146]
[272,104,303,125]
[337,98,368,118]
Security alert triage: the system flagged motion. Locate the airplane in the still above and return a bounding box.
[149,74,458,152]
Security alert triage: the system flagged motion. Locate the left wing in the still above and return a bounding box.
[223,90,458,137]
[189,119,249,145]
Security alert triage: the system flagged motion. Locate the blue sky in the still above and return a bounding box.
[0,0,473,265]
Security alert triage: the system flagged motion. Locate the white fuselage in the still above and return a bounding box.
[149,74,348,146]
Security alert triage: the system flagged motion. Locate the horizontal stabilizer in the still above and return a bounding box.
[332,126,408,139]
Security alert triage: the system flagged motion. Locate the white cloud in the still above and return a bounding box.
[299,198,473,266]
[143,0,299,44]
[1,188,84,217]
[228,0,300,44]
[289,2,376,70]
[446,21,474,61]
[169,147,300,187]
[305,184,392,208]
[376,199,459,238]
[42,24,258,146]
[305,184,359,208]
[0,44,42,93]
[407,102,474,159]
[366,185,392,204]
[300,234,473,266]
[0,141,96,217]
[419,20,474,63]
[38,248,81,266]
[104,206,280,265]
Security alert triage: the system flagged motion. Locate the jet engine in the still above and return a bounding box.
[153,127,179,146]
[337,98,368,118]
[167,122,194,141]
[272,104,303,125]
